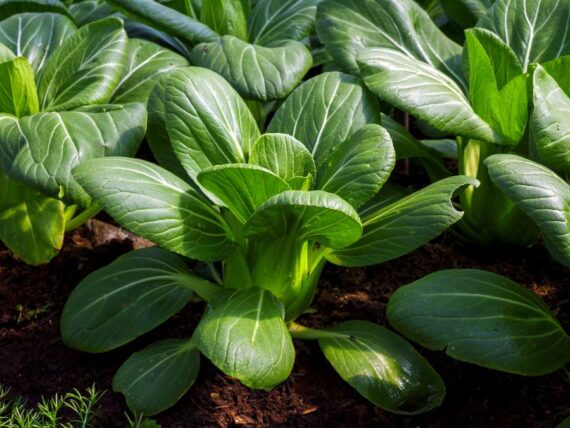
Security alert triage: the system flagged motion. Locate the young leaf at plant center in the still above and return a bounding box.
[267,72,380,170]
[485,154,570,267]
[357,48,499,144]
[113,339,200,416]
[195,287,295,390]
[0,57,39,117]
[61,247,213,352]
[315,124,395,210]
[163,67,260,181]
[36,17,128,111]
[197,164,291,224]
[111,38,189,104]
[328,176,478,267]
[387,269,570,375]
[73,158,234,261]
[200,0,248,40]
[0,13,76,74]
[316,0,464,87]
[190,36,312,101]
[249,133,316,189]
[531,65,570,173]
[317,320,445,415]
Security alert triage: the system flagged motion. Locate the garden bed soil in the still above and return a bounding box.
[0,220,569,427]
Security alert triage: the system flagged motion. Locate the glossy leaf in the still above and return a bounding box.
[531,65,570,172]
[195,287,295,390]
[486,154,570,267]
[61,247,197,352]
[249,133,316,188]
[0,0,71,20]
[0,103,146,207]
[37,18,128,111]
[387,269,570,375]
[316,0,464,87]
[319,320,445,415]
[111,38,188,104]
[0,13,76,74]
[114,339,200,416]
[358,48,499,144]
[244,190,362,249]
[479,0,570,71]
[163,67,260,181]
[0,57,39,117]
[69,0,116,26]
[328,176,478,266]
[267,72,381,170]
[73,158,234,261]
[441,0,494,28]
[0,43,15,63]
[315,124,395,210]
[190,36,312,101]
[249,0,320,47]
[106,0,219,45]
[200,0,248,39]
[197,164,291,223]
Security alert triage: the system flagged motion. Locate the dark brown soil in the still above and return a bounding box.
[1,222,569,428]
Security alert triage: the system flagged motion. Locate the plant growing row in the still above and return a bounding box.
[0,0,569,420]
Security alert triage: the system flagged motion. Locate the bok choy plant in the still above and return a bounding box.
[60,68,570,416]
[61,68,470,415]
[0,13,187,264]
[317,0,570,266]
[101,0,317,103]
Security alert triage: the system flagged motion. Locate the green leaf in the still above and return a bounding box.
[0,103,146,207]
[69,0,116,26]
[558,417,570,428]
[73,157,234,261]
[61,247,197,352]
[249,0,320,47]
[328,176,478,267]
[319,320,445,415]
[357,183,410,218]
[479,0,570,72]
[267,72,381,171]
[316,0,464,87]
[531,65,570,172]
[0,57,39,117]
[163,67,260,181]
[0,43,15,63]
[0,0,72,20]
[465,29,528,145]
[106,0,219,45]
[197,164,291,223]
[111,38,188,104]
[0,13,77,74]
[190,36,312,101]
[249,133,316,189]
[244,190,362,249]
[315,124,395,210]
[114,339,200,416]
[37,17,128,111]
[0,172,64,265]
[387,269,570,375]
[195,287,295,390]
[485,154,570,267]
[358,48,500,144]
[200,0,248,39]
[441,0,494,28]
[542,55,570,95]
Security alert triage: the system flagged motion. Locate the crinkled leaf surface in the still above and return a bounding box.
[0,103,146,207]
[387,269,570,375]
[0,13,76,74]
[195,287,295,390]
[486,154,570,267]
[190,36,312,101]
[37,17,127,111]
[319,320,445,415]
[358,48,499,144]
[61,247,197,352]
[244,190,362,249]
[328,176,478,267]
[114,339,200,416]
[73,157,234,261]
[267,72,381,171]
